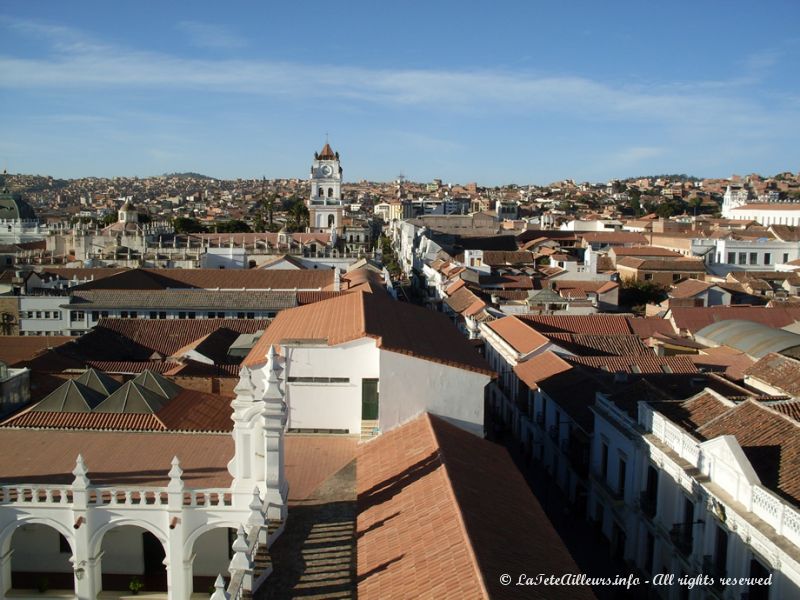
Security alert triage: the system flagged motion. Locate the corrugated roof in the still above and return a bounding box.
[695,319,800,359]
[670,306,800,333]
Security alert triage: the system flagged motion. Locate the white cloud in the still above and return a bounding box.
[1,17,798,147]
[176,20,247,49]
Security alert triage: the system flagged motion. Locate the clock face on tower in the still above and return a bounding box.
[321,165,333,177]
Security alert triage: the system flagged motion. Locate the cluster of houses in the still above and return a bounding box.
[0,152,798,598]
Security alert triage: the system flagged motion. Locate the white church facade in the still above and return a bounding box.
[0,351,289,600]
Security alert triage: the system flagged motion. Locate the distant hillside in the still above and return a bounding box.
[161,172,216,180]
[623,174,702,183]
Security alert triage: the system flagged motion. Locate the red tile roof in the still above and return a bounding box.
[669,279,714,299]
[626,317,677,339]
[564,355,699,374]
[0,430,233,488]
[517,314,633,335]
[284,435,358,502]
[2,411,165,431]
[513,351,573,390]
[93,318,269,357]
[0,336,73,366]
[2,388,233,433]
[743,353,800,397]
[486,316,549,355]
[696,400,800,504]
[244,291,493,375]
[357,413,594,600]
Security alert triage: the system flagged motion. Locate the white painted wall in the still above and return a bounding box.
[100,526,148,574]
[191,528,231,577]
[378,349,489,436]
[11,525,73,573]
[283,338,380,433]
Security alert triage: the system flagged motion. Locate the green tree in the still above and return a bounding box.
[173,217,207,234]
[620,279,668,310]
[285,199,309,232]
[215,220,251,233]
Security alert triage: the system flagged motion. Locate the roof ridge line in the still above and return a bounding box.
[424,413,490,600]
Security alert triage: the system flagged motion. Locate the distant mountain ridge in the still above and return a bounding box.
[161,172,216,180]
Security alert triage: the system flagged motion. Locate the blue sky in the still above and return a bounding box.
[1,1,798,185]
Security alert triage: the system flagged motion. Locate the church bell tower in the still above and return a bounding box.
[307,143,344,234]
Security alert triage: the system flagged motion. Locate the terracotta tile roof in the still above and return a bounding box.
[564,355,699,375]
[579,232,649,245]
[0,336,73,366]
[444,285,487,316]
[553,280,619,297]
[670,306,800,333]
[357,413,594,600]
[318,142,336,159]
[480,250,536,266]
[626,317,677,339]
[296,290,347,305]
[650,391,733,431]
[85,360,181,374]
[155,389,234,432]
[616,257,706,272]
[92,318,269,357]
[609,246,683,258]
[513,351,573,390]
[744,353,800,397]
[768,400,800,422]
[478,274,534,290]
[244,292,493,375]
[669,279,714,298]
[696,400,800,504]
[0,429,233,488]
[689,347,754,381]
[169,328,245,364]
[2,410,166,431]
[486,316,548,355]
[284,435,358,502]
[72,268,335,291]
[544,333,651,356]
[445,278,467,296]
[517,314,633,335]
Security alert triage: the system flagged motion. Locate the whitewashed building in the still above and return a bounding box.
[591,385,800,599]
[243,290,493,437]
[0,354,289,599]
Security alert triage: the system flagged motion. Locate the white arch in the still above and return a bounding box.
[0,516,76,556]
[90,518,167,557]
[183,521,241,558]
